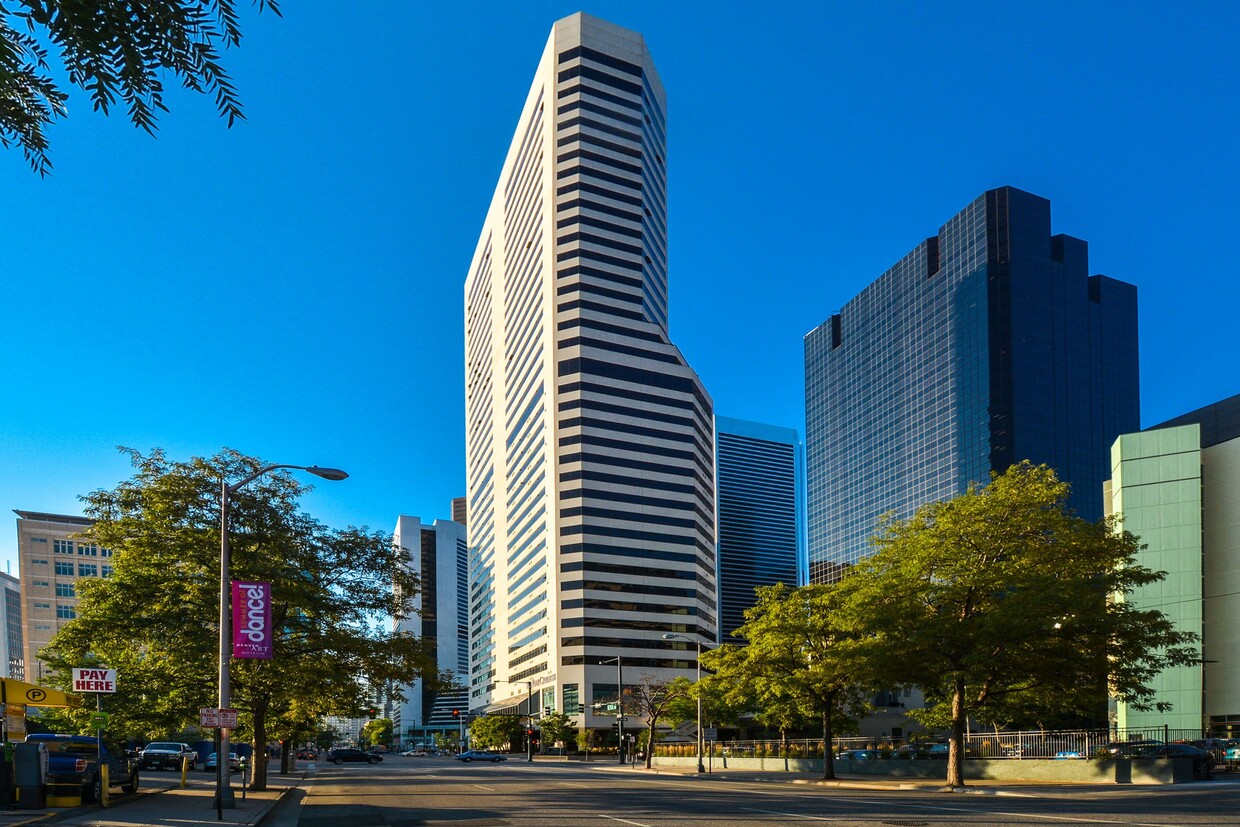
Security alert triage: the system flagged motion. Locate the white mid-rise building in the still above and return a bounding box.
[464,13,717,728]
[391,515,468,747]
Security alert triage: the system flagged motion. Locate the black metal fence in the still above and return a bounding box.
[652,726,1238,767]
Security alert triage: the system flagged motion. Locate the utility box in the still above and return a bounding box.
[13,741,47,809]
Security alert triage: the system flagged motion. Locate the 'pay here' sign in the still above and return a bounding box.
[72,668,117,693]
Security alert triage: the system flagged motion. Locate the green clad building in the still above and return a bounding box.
[1106,394,1240,734]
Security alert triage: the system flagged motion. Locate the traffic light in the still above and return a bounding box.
[452,709,460,719]
[577,703,585,714]
[611,721,620,733]
[367,707,379,718]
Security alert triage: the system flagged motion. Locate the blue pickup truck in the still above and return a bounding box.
[25,734,140,801]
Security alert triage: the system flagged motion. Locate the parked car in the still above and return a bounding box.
[26,734,140,801]
[1148,744,1214,776]
[1105,739,1164,757]
[205,752,243,772]
[1054,750,1086,759]
[454,749,507,763]
[327,748,382,764]
[140,741,198,771]
[296,749,318,760]
[836,749,882,760]
[399,749,429,757]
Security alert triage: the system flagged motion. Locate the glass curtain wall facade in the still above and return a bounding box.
[804,187,1140,582]
[464,13,716,724]
[715,416,803,642]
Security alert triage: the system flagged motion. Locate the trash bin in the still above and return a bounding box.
[13,741,47,809]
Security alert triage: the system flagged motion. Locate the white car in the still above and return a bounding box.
[399,749,428,757]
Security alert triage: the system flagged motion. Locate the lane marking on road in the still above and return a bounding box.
[600,816,654,827]
[615,778,1187,827]
[743,807,847,821]
[560,782,591,787]
[793,793,1180,823]
[471,783,497,791]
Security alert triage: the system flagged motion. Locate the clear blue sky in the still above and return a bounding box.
[2,1,1237,571]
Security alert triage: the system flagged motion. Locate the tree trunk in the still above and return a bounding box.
[781,728,789,772]
[822,703,835,780]
[947,676,966,788]
[645,719,655,769]
[250,700,269,791]
[279,739,291,775]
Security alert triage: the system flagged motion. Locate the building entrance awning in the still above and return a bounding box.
[479,691,534,717]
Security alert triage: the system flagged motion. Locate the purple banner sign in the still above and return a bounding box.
[232,581,273,660]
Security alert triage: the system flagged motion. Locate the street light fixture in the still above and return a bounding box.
[492,679,535,762]
[216,463,347,810]
[600,656,624,764]
[663,633,706,773]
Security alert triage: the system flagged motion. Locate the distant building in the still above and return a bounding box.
[715,417,803,642]
[1107,393,1240,734]
[804,187,1140,582]
[451,497,467,527]
[15,511,109,680]
[463,13,716,727]
[0,571,23,679]
[391,516,468,748]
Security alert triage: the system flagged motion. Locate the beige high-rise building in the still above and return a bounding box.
[464,13,717,730]
[15,510,106,681]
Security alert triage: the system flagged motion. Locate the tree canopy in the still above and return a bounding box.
[467,715,522,751]
[837,462,1200,786]
[702,583,866,779]
[40,447,437,790]
[1,0,278,174]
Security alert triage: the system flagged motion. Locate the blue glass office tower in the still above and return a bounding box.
[804,187,1139,583]
[715,417,804,641]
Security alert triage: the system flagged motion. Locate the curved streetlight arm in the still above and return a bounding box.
[227,463,349,495]
[215,460,346,811]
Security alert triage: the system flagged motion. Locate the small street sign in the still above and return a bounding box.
[703,728,719,741]
[90,711,110,729]
[200,707,239,728]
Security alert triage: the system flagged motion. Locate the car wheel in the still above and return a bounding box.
[333,758,344,765]
[87,773,102,802]
[491,757,502,762]
[121,771,139,794]
[368,757,378,764]
[463,757,473,762]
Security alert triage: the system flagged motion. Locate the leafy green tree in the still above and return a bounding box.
[536,712,574,753]
[626,675,691,769]
[575,727,597,759]
[702,583,866,779]
[362,718,392,747]
[467,715,522,751]
[40,448,437,791]
[2,0,278,175]
[838,462,1200,787]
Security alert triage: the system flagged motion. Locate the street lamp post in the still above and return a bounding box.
[216,463,347,811]
[663,633,706,773]
[600,656,624,764]
[492,679,534,762]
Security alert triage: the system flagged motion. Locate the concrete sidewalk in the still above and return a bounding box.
[0,771,303,827]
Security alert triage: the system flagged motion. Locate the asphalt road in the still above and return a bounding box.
[268,758,1240,827]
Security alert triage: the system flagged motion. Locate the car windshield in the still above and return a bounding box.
[147,743,181,750]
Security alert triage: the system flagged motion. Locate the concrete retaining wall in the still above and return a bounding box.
[652,755,1192,784]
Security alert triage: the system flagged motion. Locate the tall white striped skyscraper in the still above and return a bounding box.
[464,13,716,724]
